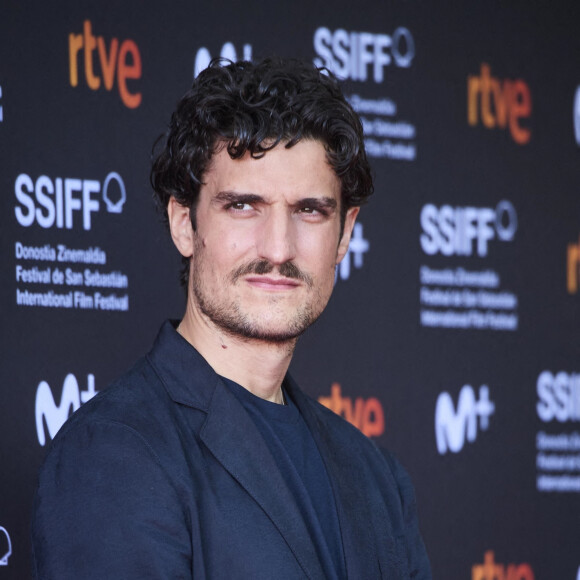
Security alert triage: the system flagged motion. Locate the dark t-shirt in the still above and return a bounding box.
[223,377,346,580]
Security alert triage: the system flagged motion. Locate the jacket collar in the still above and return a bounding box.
[146,320,219,411]
[147,321,327,579]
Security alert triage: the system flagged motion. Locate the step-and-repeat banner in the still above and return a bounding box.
[2,1,579,578]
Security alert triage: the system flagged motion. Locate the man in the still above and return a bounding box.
[32,58,430,579]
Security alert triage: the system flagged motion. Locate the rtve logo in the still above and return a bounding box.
[472,550,534,580]
[420,200,517,258]
[35,373,98,446]
[337,222,369,282]
[537,370,580,423]
[468,63,532,144]
[14,171,126,231]
[435,384,495,454]
[194,42,253,78]
[69,20,142,109]
[318,382,385,438]
[568,235,580,294]
[313,27,415,83]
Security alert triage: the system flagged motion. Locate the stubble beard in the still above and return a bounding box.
[190,243,328,344]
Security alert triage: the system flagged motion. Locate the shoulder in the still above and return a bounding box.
[52,355,163,440]
[32,358,193,578]
[39,357,161,465]
[38,352,194,488]
[34,355,194,524]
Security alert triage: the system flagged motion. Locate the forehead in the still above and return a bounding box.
[202,140,341,201]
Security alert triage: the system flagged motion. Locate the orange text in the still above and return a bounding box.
[472,550,534,580]
[468,63,531,144]
[69,20,142,109]
[318,382,385,438]
[568,235,580,294]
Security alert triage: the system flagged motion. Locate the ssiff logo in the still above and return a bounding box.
[313,27,415,82]
[468,63,532,144]
[568,235,580,294]
[420,200,517,258]
[318,382,384,437]
[14,171,126,231]
[69,20,142,108]
[435,384,495,454]
[0,527,11,566]
[537,370,580,422]
[35,373,98,445]
[472,551,534,580]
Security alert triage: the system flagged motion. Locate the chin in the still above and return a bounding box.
[220,311,316,343]
[235,322,309,343]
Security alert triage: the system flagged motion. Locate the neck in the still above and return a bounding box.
[177,305,296,404]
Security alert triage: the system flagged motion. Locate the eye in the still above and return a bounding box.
[298,206,328,218]
[227,202,253,212]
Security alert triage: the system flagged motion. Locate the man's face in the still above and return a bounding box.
[176,139,358,343]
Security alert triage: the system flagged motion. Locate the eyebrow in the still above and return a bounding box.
[213,191,338,211]
[213,191,265,205]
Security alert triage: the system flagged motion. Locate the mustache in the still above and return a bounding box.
[230,259,313,287]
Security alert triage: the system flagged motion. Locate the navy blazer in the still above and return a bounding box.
[32,321,431,579]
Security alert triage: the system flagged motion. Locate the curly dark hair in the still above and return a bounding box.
[151,57,373,286]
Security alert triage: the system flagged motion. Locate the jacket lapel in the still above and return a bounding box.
[288,377,385,579]
[149,322,325,578]
[200,379,327,580]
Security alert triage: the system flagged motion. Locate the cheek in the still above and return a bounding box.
[308,246,340,284]
[322,240,341,268]
[221,225,254,254]
[298,225,340,261]
[200,231,251,276]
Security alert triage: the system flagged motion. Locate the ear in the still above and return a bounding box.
[336,207,360,264]
[167,197,194,258]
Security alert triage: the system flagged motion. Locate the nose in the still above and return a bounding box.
[256,209,297,266]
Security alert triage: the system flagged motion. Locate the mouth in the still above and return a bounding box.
[244,276,302,291]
